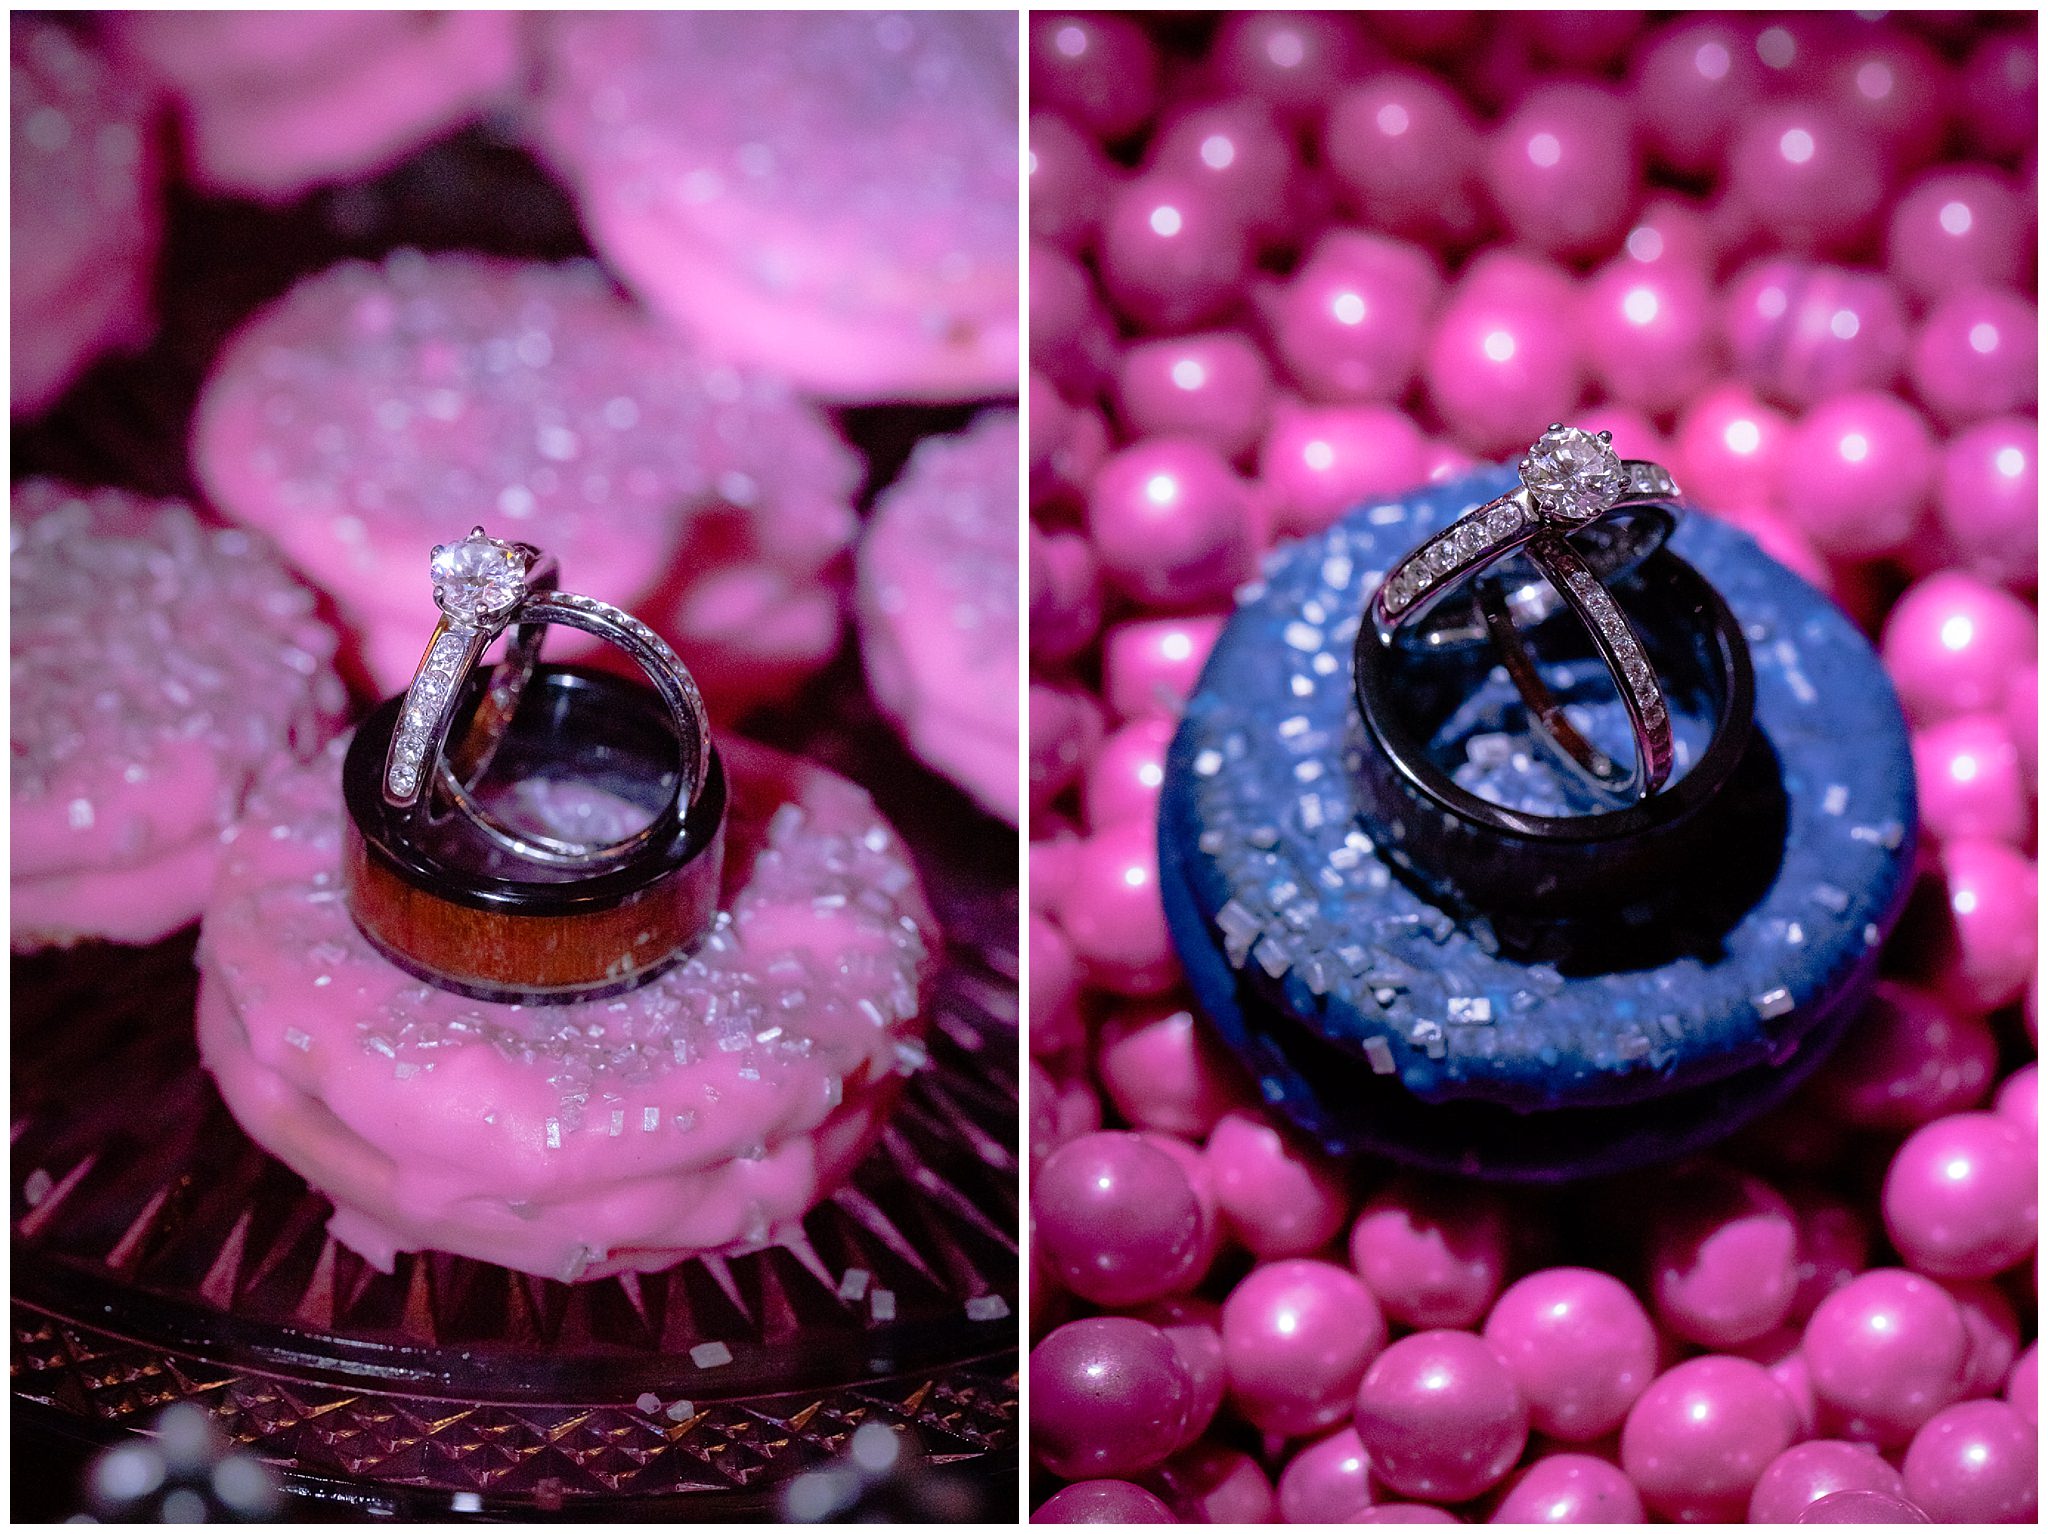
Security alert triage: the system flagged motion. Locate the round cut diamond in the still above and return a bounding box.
[1520,426,1626,523]
[430,532,527,621]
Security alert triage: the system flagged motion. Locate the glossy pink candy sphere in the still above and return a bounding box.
[1083,715,1174,832]
[1098,174,1252,334]
[1880,571,2038,726]
[1787,1189,1874,1324]
[1882,1111,2037,1280]
[1620,1355,1799,1521]
[1957,31,2037,161]
[1031,242,1119,402]
[1323,70,1488,245]
[1814,980,1996,1131]
[1028,911,1082,1059]
[1726,103,1886,254]
[1722,259,1909,409]
[1210,11,1369,126]
[1994,1063,2037,1138]
[1221,1258,1387,1438]
[1029,13,1160,143]
[1117,332,1273,463]
[1802,1268,1968,1445]
[1096,1000,1243,1141]
[1204,1109,1349,1259]
[1099,614,1222,724]
[1522,10,1642,70]
[1749,1440,1908,1525]
[1033,1479,1176,1524]
[1581,250,1716,415]
[1087,436,1256,609]
[1913,713,2031,848]
[1886,166,2030,303]
[1937,416,2037,590]
[1276,1426,1374,1523]
[1489,1454,1643,1524]
[1138,1294,1227,1449]
[1483,1266,1658,1442]
[1056,820,1177,997]
[1352,1507,1460,1525]
[1674,385,1791,510]
[1649,1163,1801,1348]
[1910,285,2037,428]
[1630,17,1765,176]
[1030,1316,1195,1480]
[1147,99,1298,251]
[2006,1341,2037,1425]
[1825,25,1952,175]
[1901,1399,2039,1524]
[1779,390,1935,560]
[1143,1442,1274,1524]
[1030,111,1115,254]
[1424,254,1584,457]
[1943,1274,2021,1397]
[1484,82,1639,259]
[1030,527,1102,667]
[1354,1330,1528,1504]
[1798,1488,1931,1523]
[1258,401,1426,538]
[1261,232,1442,405]
[1348,1174,1508,1331]
[1917,837,2039,1013]
[1034,1131,1210,1307]
[1030,681,1104,814]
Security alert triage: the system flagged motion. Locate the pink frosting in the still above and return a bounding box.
[197,733,937,1282]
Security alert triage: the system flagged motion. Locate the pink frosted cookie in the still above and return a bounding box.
[534,11,1018,402]
[12,482,346,950]
[196,734,937,1281]
[857,412,1020,823]
[192,250,860,699]
[100,9,521,202]
[11,17,162,416]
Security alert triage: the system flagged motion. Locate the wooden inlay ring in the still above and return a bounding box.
[342,666,726,1005]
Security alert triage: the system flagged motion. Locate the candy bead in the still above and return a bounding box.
[1749,1441,1907,1525]
[1521,11,1642,70]
[1087,437,1256,609]
[1912,714,2030,848]
[1879,572,2038,726]
[1367,12,1481,60]
[1825,26,1951,175]
[1083,715,1174,833]
[1222,1258,1387,1439]
[1116,333,1274,463]
[1100,615,1224,723]
[1630,17,1765,176]
[1031,680,1105,812]
[1097,1000,1245,1141]
[1778,390,1935,561]
[1908,286,2036,427]
[1355,1330,1528,1504]
[1673,385,1791,510]
[1900,1400,2038,1524]
[1030,526,1103,666]
[1957,31,2037,161]
[1258,401,1426,539]
[1423,253,1584,457]
[1648,1163,1800,1348]
[1209,12,1369,126]
[1483,1267,1658,1442]
[1483,82,1638,260]
[1029,911,1084,1059]
[1056,820,1177,997]
[1350,1507,1459,1524]
[1941,1275,2020,1397]
[1797,1489,1930,1523]
[1032,240,1120,401]
[1030,110,1116,254]
[2005,1342,2036,1426]
[1259,231,1442,405]
[1787,1188,1873,1324]
[1098,175,1253,334]
[1993,1064,2037,1139]
[1143,1443,1274,1525]
[1620,1355,1798,1521]
[1276,1426,1374,1524]
[1721,259,1909,410]
[1882,1111,2037,1280]
[1348,1173,1509,1330]
[1147,99,1299,251]
[1035,1131,1210,1306]
[1034,1479,1178,1524]
[1725,103,1885,255]
[1748,14,1856,94]
[1488,1454,1643,1524]
[1581,249,1716,415]
[1029,13,1159,143]
[1137,1295,1227,1450]
[1911,838,2038,1013]
[1813,980,1995,1131]
[1323,70,1488,245]
[1937,417,2037,591]
[1886,166,2029,304]
[1031,370,1110,514]
[1802,1268,1967,1445]
[1205,1109,1349,1260]
[1031,1316,1195,1480]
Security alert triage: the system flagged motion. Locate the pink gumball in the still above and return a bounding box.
[2005,666,2037,788]
[1802,1268,1968,1445]
[1631,17,1766,176]
[1489,1453,1643,1524]
[1098,175,1252,334]
[1030,526,1103,665]
[1674,385,1791,510]
[1957,31,2037,161]
[1522,10,1642,69]
[1786,1187,1873,1324]
[1620,194,1721,272]
[1143,1442,1274,1524]
[1483,82,1639,260]
[1083,715,1174,833]
[1323,70,1488,245]
[1621,1356,1798,1521]
[1483,1266,1659,1442]
[1032,240,1119,402]
[1887,167,2029,304]
[1813,980,1996,1131]
[1880,572,2038,726]
[1649,1163,1801,1348]
[1087,437,1256,608]
[1259,401,1426,538]
[1577,403,1663,463]
[2005,1342,2036,1426]
[1100,614,1224,723]
[1351,1505,1460,1524]
[1779,390,1935,560]
[1031,680,1104,812]
[1348,1173,1508,1330]
[1424,253,1584,457]
[1259,231,1442,405]
[1277,1426,1374,1523]
[1940,1275,2020,1397]
[1749,1440,1907,1524]
[1033,1479,1176,1524]
[1368,12,1481,60]
[1901,1399,2038,1524]
[1030,1316,1194,1479]
[1029,911,1083,1058]
[1355,1330,1528,1503]
[1147,98,1298,250]
[1721,258,1909,409]
[1029,13,1160,143]
[1097,1000,1245,1140]
[1057,820,1177,996]
[1204,1108,1349,1259]
[1725,103,1885,255]
[1909,286,2036,427]
[1581,251,1716,415]
[1994,1063,2037,1139]
[1748,14,1855,93]
[1883,1111,2037,1280]
[1137,1294,1227,1448]
[1209,11,1369,126]
[1911,837,2039,1013]
[1937,417,2037,591]
[1117,332,1273,463]
[1799,1488,1930,1522]
[1034,1131,1210,1306]
[1030,111,1116,254]
[1913,714,2031,848]
[1030,369,1110,514]
[1825,25,1951,174]
[1222,1258,1387,1438]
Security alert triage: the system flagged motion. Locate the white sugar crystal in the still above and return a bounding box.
[871,1289,897,1322]
[838,1268,871,1301]
[690,1341,733,1369]
[966,1294,1010,1321]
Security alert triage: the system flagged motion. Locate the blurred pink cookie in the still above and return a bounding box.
[100,9,521,202]
[192,250,860,702]
[12,482,346,950]
[858,412,1020,823]
[534,11,1017,402]
[197,734,937,1281]
[11,17,162,416]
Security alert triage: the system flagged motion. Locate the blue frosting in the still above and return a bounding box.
[1163,466,1917,1124]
